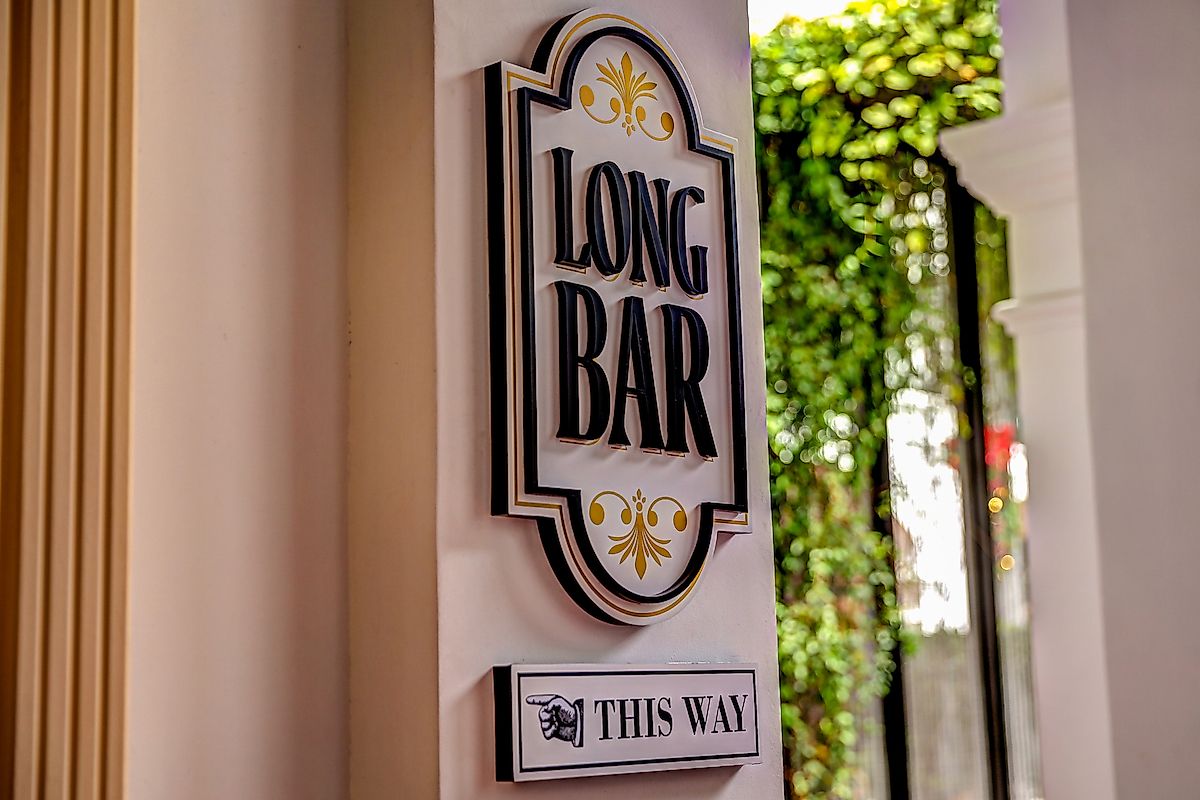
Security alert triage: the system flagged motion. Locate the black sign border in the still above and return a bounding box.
[486,15,749,623]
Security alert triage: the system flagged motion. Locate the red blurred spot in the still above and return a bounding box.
[985,423,1015,471]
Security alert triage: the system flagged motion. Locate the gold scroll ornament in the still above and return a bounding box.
[589,490,687,579]
[579,52,675,141]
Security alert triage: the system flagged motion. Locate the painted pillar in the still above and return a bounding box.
[939,1,1117,798]
[944,0,1200,796]
[127,2,348,798]
[1063,1,1200,795]
[348,0,782,797]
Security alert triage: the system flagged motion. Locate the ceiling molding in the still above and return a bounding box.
[991,289,1084,337]
[940,100,1078,217]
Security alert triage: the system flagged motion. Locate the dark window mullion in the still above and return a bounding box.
[874,436,911,800]
[942,156,1012,800]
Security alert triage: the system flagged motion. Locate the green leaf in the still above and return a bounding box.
[887,96,920,118]
[802,83,830,105]
[907,52,944,77]
[943,28,974,50]
[969,55,998,73]
[882,67,917,90]
[792,68,829,89]
[861,103,895,128]
[873,129,899,155]
[862,55,895,79]
[905,19,939,46]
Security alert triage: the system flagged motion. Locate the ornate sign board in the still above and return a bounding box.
[494,663,760,781]
[486,10,752,626]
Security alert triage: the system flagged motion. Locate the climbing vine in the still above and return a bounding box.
[752,1,1002,796]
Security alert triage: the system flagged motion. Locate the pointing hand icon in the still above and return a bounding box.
[526,694,585,748]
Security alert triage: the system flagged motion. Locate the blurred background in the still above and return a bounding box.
[749,2,1041,797]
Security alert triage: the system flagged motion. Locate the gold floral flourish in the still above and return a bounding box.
[589,489,687,579]
[579,52,675,141]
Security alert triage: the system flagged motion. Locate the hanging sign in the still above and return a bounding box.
[486,10,751,625]
[494,663,761,782]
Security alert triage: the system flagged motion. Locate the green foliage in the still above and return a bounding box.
[752,1,1002,796]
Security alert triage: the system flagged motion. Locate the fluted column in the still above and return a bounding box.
[1,1,133,797]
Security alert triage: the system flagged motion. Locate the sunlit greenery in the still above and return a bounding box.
[752,1,1002,795]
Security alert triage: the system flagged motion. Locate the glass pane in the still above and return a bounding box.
[887,161,989,800]
[975,205,1044,800]
[887,389,990,800]
[854,693,891,800]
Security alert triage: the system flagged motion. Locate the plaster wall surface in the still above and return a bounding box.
[127,1,348,797]
[1007,321,1111,799]
[347,0,440,794]
[1005,203,1081,300]
[1066,0,1200,795]
[430,2,783,797]
[996,0,1071,111]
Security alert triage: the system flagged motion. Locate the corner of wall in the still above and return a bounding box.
[347,0,440,796]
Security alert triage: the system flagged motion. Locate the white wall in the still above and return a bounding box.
[347,0,782,797]
[431,2,783,797]
[128,1,348,797]
[127,1,777,796]
[1066,0,1200,795]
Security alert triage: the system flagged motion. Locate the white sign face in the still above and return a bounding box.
[494,663,761,781]
[487,11,752,625]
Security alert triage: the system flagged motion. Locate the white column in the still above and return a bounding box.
[347,1,782,797]
[939,1,1117,796]
[1063,1,1200,796]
